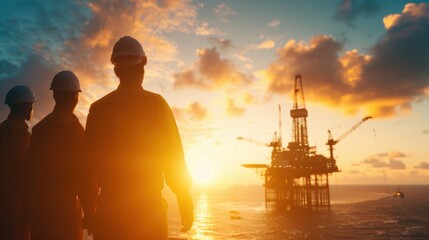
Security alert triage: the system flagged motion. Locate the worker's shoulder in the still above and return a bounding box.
[141,90,173,110]
[142,89,166,102]
[90,89,168,110]
[0,119,13,133]
[0,118,25,133]
[0,120,22,141]
[33,113,82,134]
[89,90,120,111]
[31,113,54,132]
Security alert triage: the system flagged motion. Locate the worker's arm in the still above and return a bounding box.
[177,191,193,232]
[80,109,100,234]
[157,96,194,232]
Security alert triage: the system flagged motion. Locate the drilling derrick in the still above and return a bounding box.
[289,74,309,152]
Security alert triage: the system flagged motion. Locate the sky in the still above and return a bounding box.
[0,0,428,186]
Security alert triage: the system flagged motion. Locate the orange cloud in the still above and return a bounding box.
[188,101,208,121]
[171,101,212,148]
[414,162,429,169]
[358,151,408,170]
[339,49,370,86]
[196,21,224,36]
[256,40,276,50]
[265,35,346,100]
[383,14,401,29]
[172,101,208,122]
[226,98,245,117]
[173,47,253,90]
[383,3,429,29]
[265,3,429,118]
[242,92,256,104]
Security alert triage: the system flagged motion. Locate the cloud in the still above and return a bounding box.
[387,151,410,159]
[208,37,234,51]
[383,3,429,29]
[172,101,208,122]
[255,40,276,50]
[196,21,224,36]
[214,4,237,23]
[358,151,408,170]
[334,0,381,26]
[173,47,253,90]
[421,129,429,135]
[242,92,256,104]
[188,101,208,121]
[267,19,281,28]
[171,102,214,148]
[414,162,429,169]
[265,3,429,117]
[226,98,245,117]
[0,0,198,123]
[265,35,347,103]
[172,70,206,89]
[361,158,406,170]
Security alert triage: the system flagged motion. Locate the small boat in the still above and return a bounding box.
[229,210,241,219]
[392,191,405,198]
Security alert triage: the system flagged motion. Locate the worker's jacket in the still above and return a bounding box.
[0,114,30,239]
[82,84,192,239]
[26,107,84,240]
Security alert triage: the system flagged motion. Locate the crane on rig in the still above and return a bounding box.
[237,105,283,160]
[326,116,372,160]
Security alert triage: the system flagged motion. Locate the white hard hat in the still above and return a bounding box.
[110,36,147,66]
[50,70,81,92]
[5,85,36,105]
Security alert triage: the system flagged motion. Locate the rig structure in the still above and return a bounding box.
[240,75,371,211]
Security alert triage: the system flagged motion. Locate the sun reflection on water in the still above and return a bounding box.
[189,194,215,240]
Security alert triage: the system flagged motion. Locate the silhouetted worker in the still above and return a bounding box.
[81,36,194,240]
[0,85,35,240]
[26,71,84,240]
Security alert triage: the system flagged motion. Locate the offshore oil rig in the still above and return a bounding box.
[239,75,371,211]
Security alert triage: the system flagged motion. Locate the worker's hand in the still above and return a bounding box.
[177,192,194,232]
[82,213,96,235]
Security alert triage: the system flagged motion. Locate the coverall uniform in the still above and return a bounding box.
[0,114,30,240]
[26,107,84,240]
[82,84,192,240]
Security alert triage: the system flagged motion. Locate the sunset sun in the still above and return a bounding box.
[190,161,214,185]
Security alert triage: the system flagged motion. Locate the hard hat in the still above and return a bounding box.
[110,36,147,66]
[4,85,36,105]
[50,70,81,92]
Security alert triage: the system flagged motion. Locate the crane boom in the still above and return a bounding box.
[334,116,372,143]
[326,116,372,160]
[237,137,270,146]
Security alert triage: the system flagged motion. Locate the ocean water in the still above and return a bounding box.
[85,185,429,240]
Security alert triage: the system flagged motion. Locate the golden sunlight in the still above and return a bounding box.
[190,161,214,185]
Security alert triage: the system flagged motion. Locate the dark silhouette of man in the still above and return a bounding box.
[82,36,193,240]
[0,85,35,240]
[26,71,84,240]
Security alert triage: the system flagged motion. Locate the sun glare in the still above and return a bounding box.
[191,161,214,185]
